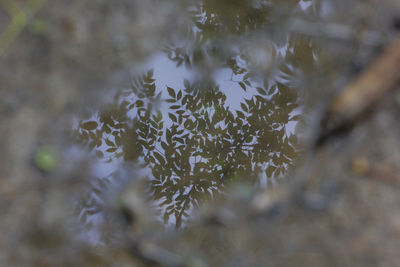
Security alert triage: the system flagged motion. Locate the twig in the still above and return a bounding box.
[317,38,400,146]
[175,184,195,229]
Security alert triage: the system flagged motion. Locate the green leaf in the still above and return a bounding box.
[256,87,267,95]
[105,138,114,147]
[82,121,98,130]
[166,129,172,144]
[236,111,245,118]
[168,113,177,122]
[239,82,246,91]
[175,137,185,144]
[136,100,144,107]
[184,119,194,130]
[266,165,275,177]
[153,152,165,165]
[161,141,168,150]
[115,123,127,129]
[275,167,281,176]
[167,86,176,98]
[240,103,248,113]
[148,83,156,95]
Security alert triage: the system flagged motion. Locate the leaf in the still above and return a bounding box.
[184,119,193,129]
[161,141,168,150]
[268,84,277,94]
[82,121,98,130]
[240,102,248,113]
[256,87,267,95]
[175,137,185,144]
[255,95,264,103]
[104,125,111,134]
[169,113,177,122]
[105,138,114,147]
[136,100,144,107]
[266,165,275,177]
[167,86,176,98]
[148,83,156,95]
[166,129,172,144]
[106,147,118,153]
[275,167,281,176]
[239,82,246,91]
[236,110,245,118]
[153,152,165,165]
[182,96,188,105]
[115,123,127,129]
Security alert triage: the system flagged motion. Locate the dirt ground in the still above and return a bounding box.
[0,0,399,266]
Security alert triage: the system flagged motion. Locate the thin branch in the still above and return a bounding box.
[175,184,195,229]
[317,38,400,146]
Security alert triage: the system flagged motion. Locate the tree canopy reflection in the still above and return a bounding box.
[74,0,318,228]
[75,72,302,228]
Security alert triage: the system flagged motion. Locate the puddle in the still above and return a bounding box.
[67,0,374,239]
[74,42,305,232]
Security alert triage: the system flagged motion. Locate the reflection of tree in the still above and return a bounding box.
[74,0,318,228]
[75,69,301,227]
[163,0,319,99]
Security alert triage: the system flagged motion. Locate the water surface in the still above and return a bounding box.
[71,0,367,234]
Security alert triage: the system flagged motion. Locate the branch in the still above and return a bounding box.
[175,184,195,229]
[317,38,400,146]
